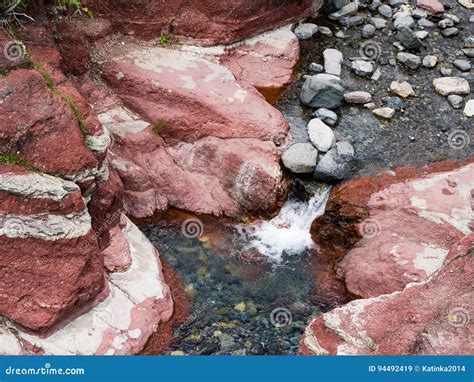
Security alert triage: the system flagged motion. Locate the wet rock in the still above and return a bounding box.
[417,0,445,14]
[447,95,463,109]
[282,143,318,174]
[323,49,344,76]
[309,63,324,73]
[453,60,471,72]
[394,16,415,30]
[383,96,406,110]
[344,91,372,104]
[294,23,318,40]
[300,73,345,109]
[441,27,459,37]
[352,60,374,76]
[373,107,396,119]
[397,52,421,69]
[432,77,470,96]
[397,28,422,51]
[312,108,338,127]
[362,24,376,38]
[324,0,350,14]
[328,1,359,20]
[390,81,415,98]
[319,26,333,36]
[308,119,336,152]
[340,15,365,27]
[313,142,355,181]
[464,100,474,117]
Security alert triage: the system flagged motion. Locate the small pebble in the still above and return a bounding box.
[390,80,415,98]
[440,68,453,76]
[378,4,393,18]
[362,24,376,38]
[418,18,436,29]
[438,19,454,29]
[373,107,396,119]
[318,26,333,36]
[344,91,372,104]
[447,95,463,109]
[422,55,438,68]
[441,28,459,37]
[464,100,474,118]
[453,60,471,72]
[309,63,324,73]
[352,60,374,76]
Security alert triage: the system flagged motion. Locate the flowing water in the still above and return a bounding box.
[140,185,332,355]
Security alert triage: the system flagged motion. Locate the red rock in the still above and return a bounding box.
[83,0,322,45]
[97,41,288,218]
[220,25,300,103]
[1,216,173,355]
[0,164,106,333]
[300,234,474,355]
[300,160,474,355]
[0,69,98,178]
[417,0,445,14]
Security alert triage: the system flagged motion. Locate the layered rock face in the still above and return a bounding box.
[83,0,321,44]
[94,26,301,219]
[300,160,474,355]
[0,25,172,353]
[0,0,315,354]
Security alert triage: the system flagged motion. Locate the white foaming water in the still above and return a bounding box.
[237,186,331,263]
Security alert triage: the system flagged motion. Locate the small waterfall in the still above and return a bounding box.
[237,185,331,263]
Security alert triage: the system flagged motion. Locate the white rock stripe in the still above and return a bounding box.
[0,211,92,240]
[1,215,168,355]
[0,172,79,201]
[98,107,149,137]
[85,128,111,154]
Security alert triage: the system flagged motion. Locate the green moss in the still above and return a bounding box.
[0,154,33,169]
[54,0,93,18]
[155,33,171,47]
[28,56,88,138]
[0,68,9,76]
[153,120,167,136]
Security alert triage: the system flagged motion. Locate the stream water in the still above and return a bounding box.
[140,185,331,355]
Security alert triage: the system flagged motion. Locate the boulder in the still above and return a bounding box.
[220,25,300,103]
[301,160,474,355]
[98,41,288,218]
[313,141,355,181]
[0,215,173,355]
[308,119,336,152]
[282,143,318,174]
[0,164,106,333]
[300,74,345,109]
